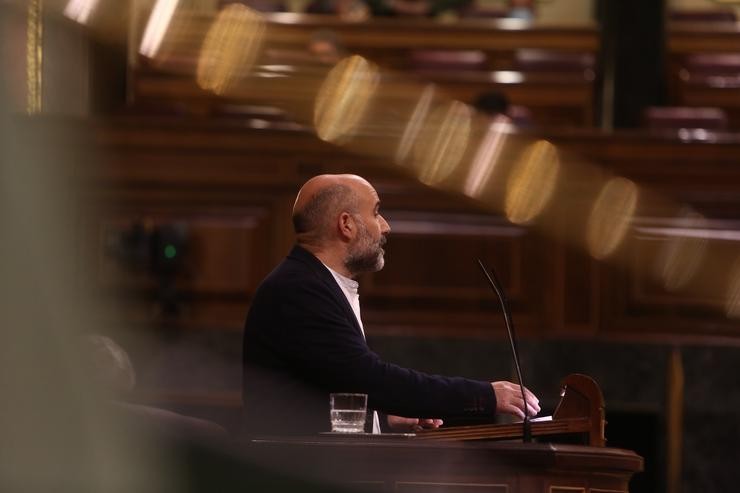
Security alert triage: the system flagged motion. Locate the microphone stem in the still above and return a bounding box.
[477,259,532,445]
[523,416,532,443]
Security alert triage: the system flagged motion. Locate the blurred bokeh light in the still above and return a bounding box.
[504,139,560,225]
[586,177,639,260]
[411,100,472,186]
[196,5,266,95]
[314,55,379,144]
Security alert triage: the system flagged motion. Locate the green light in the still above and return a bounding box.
[164,244,177,259]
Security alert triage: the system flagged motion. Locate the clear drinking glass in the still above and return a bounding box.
[329,393,367,433]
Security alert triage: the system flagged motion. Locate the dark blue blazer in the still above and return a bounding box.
[242,245,496,436]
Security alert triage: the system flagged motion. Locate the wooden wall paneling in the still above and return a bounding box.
[186,213,272,293]
[91,118,740,340]
[96,121,329,189]
[96,120,740,221]
[538,201,601,336]
[361,210,544,337]
[97,204,278,330]
[668,24,740,56]
[547,131,740,218]
[598,218,740,338]
[561,247,601,334]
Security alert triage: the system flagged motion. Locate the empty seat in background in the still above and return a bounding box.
[669,9,737,23]
[513,49,596,79]
[459,6,509,18]
[408,50,489,72]
[678,53,740,86]
[678,54,740,89]
[670,55,740,131]
[643,106,728,131]
[682,53,740,77]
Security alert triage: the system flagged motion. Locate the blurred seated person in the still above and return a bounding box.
[88,334,137,397]
[221,0,286,12]
[474,91,533,126]
[87,334,226,438]
[308,0,471,18]
[507,0,534,20]
[308,29,348,65]
[373,0,472,17]
[474,90,511,122]
[306,0,371,21]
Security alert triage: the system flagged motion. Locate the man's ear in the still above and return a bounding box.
[338,211,354,240]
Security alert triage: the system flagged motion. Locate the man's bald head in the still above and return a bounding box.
[292,174,367,244]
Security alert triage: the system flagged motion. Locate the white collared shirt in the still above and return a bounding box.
[324,263,380,434]
[325,265,365,338]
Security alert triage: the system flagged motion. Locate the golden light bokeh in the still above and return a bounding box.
[654,211,709,292]
[586,177,639,260]
[411,100,472,186]
[395,84,436,165]
[462,119,510,199]
[196,4,266,95]
[148,7,204,72]
[32,0,740,326]
[63,0,100,24]
[314,55,379,144]
[504,139,560,225]
[139,0,180,58]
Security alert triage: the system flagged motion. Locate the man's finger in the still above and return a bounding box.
[507,404,525,420]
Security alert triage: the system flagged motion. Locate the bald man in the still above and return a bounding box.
[242,174,539,436]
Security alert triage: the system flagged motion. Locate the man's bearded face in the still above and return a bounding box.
[345,215,386,276]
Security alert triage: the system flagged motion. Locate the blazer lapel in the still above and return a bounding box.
[288,246,365,339]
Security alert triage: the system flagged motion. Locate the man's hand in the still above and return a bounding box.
[491,381,540,419]
[387,415,443,432]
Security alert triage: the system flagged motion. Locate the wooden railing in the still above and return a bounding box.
[128,13,599,126]
[667,22,740,129]
[668,21,740,55]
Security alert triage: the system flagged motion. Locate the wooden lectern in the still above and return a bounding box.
[415,373,606,447]
[248,374,643,492]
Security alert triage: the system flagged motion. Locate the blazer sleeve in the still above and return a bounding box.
[272,277,497,419]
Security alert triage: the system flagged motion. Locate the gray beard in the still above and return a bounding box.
[345,247,384,277]
[345,215,387,277]
[345,226,386,277]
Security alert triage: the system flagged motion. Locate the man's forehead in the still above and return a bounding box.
[345,177,377,200]
[360,185,380,207]
[294,174,378,210]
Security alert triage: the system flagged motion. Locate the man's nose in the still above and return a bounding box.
[380,215,391,234]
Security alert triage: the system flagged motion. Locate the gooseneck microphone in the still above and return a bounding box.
[477,259,532,443]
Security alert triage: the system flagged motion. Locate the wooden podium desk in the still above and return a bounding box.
[247,436,643,493]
